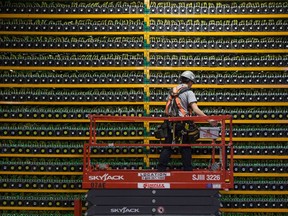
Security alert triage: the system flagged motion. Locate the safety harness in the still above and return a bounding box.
[165,85,195,144]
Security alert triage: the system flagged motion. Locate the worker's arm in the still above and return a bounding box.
[190,102,218,126]
[190,102,206,116]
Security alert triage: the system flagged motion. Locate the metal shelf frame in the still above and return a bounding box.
[0,3,287,215]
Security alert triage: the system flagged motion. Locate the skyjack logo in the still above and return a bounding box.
[88,173,124,181]
[110,207,140,214]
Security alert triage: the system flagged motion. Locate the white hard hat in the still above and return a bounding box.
[180,71,195,82]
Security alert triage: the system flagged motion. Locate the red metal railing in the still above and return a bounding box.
[82,115,234,190]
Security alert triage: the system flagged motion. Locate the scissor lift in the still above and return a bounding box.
[76,115,234,216]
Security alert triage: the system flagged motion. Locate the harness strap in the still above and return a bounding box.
[175,96,186,116]
[172,86,192,116]
[165,86,192,116]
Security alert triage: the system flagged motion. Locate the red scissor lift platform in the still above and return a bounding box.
[83,115,234,190]
[79,115,234,216]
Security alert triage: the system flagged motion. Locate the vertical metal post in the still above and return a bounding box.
[221,118,227,175]
[211,139,216,165]
[229,116,234,173]
[74,199,82,216]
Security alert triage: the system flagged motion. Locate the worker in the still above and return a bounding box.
[157,71,217,172]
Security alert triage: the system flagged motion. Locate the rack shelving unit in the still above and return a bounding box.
[0,0,287,215]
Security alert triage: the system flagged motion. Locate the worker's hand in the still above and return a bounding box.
[208,119,218,127]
